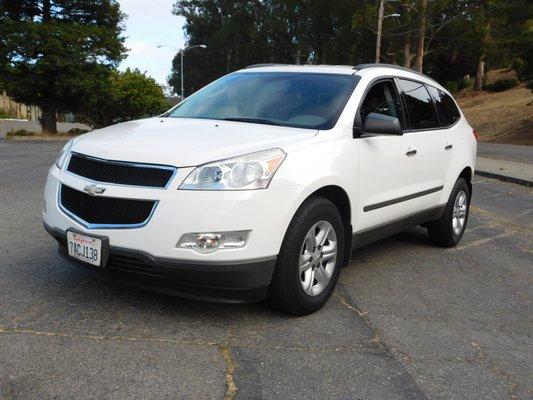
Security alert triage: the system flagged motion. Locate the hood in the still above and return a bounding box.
[71,117,318,167]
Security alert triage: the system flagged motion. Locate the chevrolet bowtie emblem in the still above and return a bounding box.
[83,184,106,196]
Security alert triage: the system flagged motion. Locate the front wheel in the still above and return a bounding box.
[427,177,470,247]
[267,197,345,316]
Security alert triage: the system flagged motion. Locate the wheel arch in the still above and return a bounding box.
[307,185,353,267]
[458,166,473,195]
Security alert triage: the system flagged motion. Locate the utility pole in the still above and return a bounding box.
[375,1,400,64]
[375,0,385,63]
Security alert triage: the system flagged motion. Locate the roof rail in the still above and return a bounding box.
[353,63,438,84]
[244,63,292,69]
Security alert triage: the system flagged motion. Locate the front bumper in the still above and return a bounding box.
[45,223,276,303]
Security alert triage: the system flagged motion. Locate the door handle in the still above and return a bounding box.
[405,148,417,156]
[445,144,453,150]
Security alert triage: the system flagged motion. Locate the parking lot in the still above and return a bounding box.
[0,139,531,399]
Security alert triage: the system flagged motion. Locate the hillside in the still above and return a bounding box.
[457,86,533,146]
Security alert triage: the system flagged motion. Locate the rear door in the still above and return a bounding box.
[425,85,463,190]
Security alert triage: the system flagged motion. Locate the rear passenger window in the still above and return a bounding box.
[427,86,461,127]
[397,79,439,130]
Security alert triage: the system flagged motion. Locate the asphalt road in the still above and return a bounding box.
[1,139,531,400]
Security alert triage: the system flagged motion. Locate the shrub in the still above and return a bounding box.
[484,78,519,92]
[526,80,533,91]
[445,80,458,93]
[0,109,17,119]
[457,77,472,91]
[67,128,90,136]
[512,58,528,82]
[6,129,35,138]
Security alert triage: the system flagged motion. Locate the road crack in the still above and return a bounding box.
[469,341,519,400]
[218,345,238,400]
[334,288,385,351]
[333,285,429,400]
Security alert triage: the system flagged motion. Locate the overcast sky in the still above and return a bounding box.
[118,0,186,88]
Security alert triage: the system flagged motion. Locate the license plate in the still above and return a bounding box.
[67,231,103,267]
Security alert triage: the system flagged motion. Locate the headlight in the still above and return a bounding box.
[179,148,286,190]
[55,139,74,169]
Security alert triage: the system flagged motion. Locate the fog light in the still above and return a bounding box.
[176,230,251,253]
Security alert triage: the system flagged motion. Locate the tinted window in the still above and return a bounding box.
[397,79,439,130]
[360,80,405,128]
[427,86,461,127]
[167,72,358,130]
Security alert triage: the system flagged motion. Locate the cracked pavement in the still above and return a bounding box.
[0,140,531,399]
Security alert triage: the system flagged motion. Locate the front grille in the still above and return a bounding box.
[60,184,156,227]
[67,153,175,188]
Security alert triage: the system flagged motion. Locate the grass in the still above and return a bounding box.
[457,85,533,146]
[0,109,19,119]
[6,129,35,138]
[5,127,90,140]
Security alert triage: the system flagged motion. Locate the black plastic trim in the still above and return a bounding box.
[363,186,444,212]
[353,205,446,249]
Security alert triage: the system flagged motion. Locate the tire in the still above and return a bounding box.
[267,197,345,316]
[427,177,470,247]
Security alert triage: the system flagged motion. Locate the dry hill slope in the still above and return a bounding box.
[457,86,533,146]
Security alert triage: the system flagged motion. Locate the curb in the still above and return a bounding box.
[475,170,532,187]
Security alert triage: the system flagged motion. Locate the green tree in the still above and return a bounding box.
[78,68,168,128]
[170,0,531,93]
[169,0,271,97]
[170,0,364,95]
[0,0,126,133]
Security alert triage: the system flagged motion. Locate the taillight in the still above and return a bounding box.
[472,128,479,140]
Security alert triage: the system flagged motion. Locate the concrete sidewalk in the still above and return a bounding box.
[476,143,532,187]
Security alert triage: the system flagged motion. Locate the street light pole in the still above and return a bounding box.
[180,50,184,100]
[157,44,207,100]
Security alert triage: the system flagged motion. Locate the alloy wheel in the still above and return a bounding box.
[298,221,338,296]
[452,190,468,236]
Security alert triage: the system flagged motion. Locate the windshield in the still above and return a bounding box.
[166,72,359,130]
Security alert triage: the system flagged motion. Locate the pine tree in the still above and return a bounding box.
[0,0,126,133]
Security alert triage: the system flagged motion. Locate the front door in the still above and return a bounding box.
[354,78,444,232]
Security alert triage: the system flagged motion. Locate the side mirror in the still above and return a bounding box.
[362,112,403,135]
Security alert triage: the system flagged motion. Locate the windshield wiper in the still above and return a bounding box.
[223,117,282,126]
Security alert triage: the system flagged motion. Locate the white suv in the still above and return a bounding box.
[43,64,476,315]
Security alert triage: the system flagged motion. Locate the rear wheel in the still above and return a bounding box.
[267,197,344,316]
[427,178,470,247]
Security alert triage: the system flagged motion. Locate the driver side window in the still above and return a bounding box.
[360,80,405,128]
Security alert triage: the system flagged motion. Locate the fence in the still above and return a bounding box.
[1,91,77,122]
[0,91,42,121]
